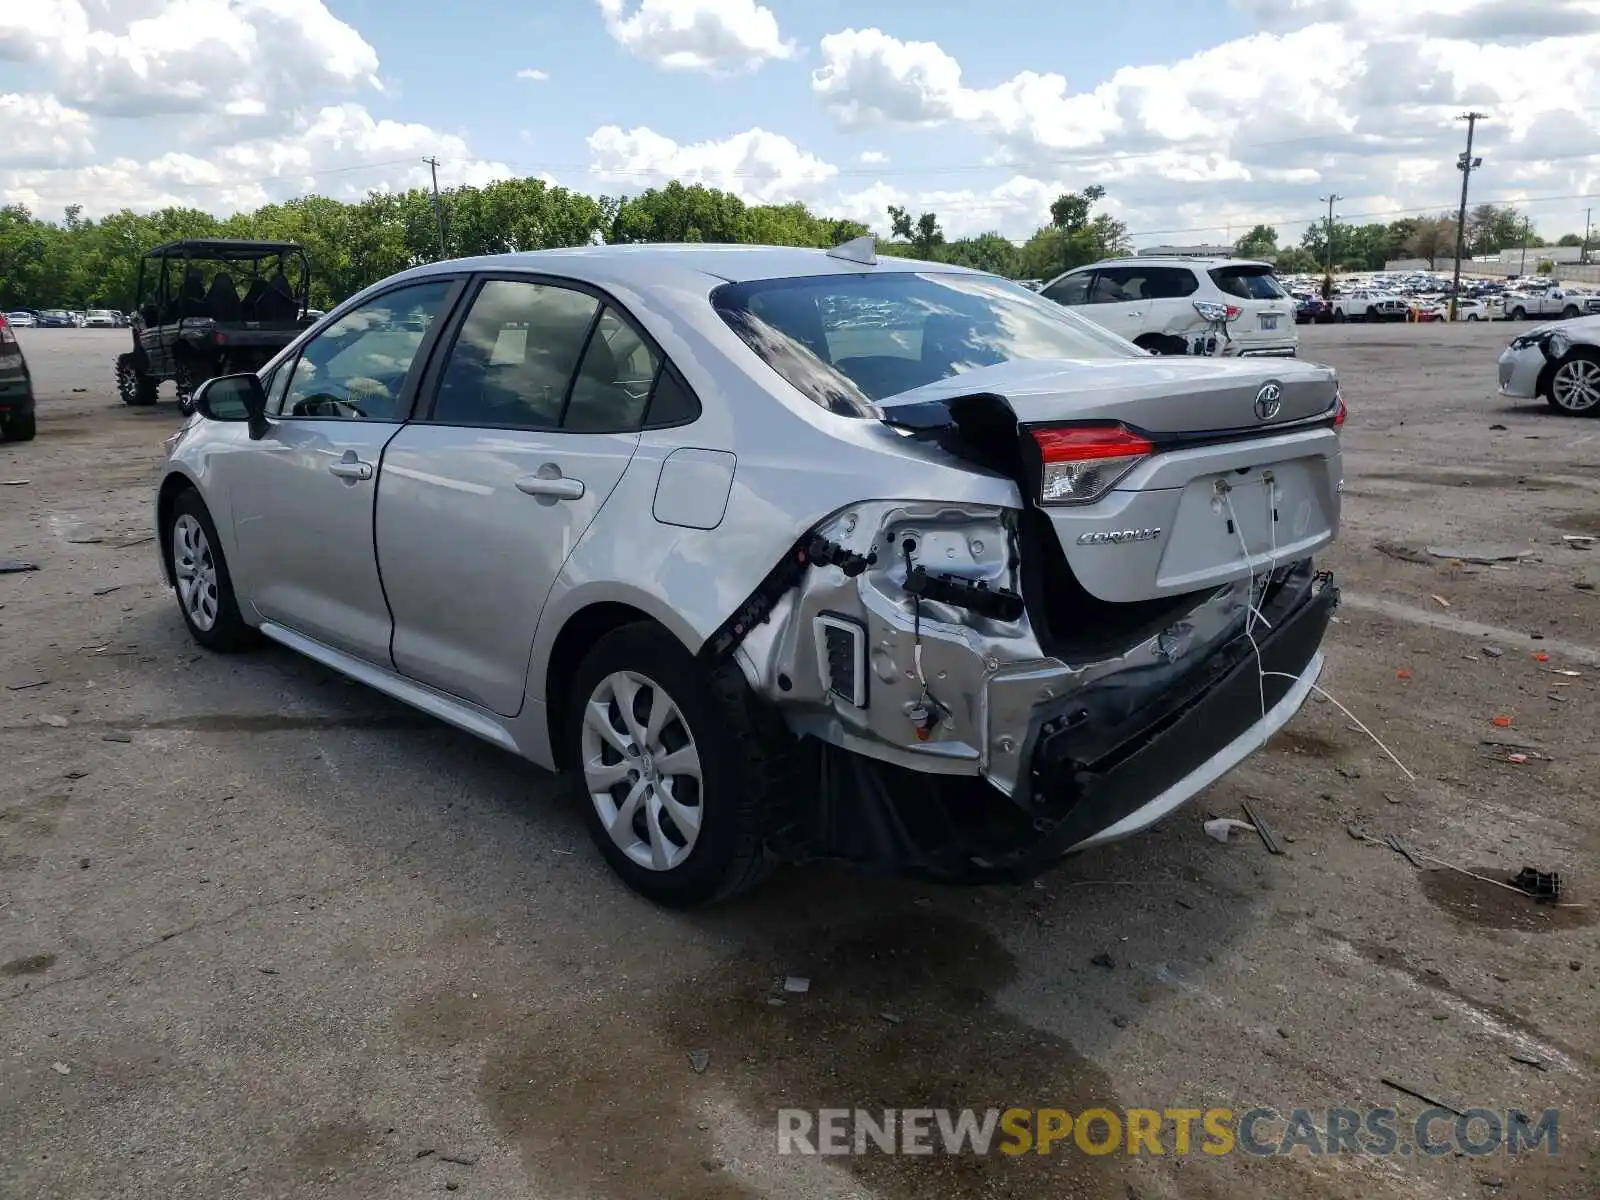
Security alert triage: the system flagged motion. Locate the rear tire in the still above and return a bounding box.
[1511,306,1527,321]
[0,411,35,442]
[1562,306,1579,320]
[1332,309,1346,323]
[115,354,159,406]
[173,359,204,417]
[167,490,257,652]
[566,623,792,907]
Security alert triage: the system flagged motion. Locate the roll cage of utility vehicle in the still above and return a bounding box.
[115,239,315,413]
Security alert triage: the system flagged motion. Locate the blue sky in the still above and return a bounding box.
[2,0,1597,245]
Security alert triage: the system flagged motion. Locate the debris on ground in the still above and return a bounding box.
[100,732,132,743]
[1383,834,1422,869]
[1481,646,1504,658]
[1203,817,1256,844]
[879,1010,903,1025]
[687,1048,710,1074]
[1429,594,1450,608]
[438,1155,476,1167]
[39,715,68,728]
[1510,867,1561,903]
[0,558,40,574]
[1395,668,1412,680]
[1488,423,1507,431]
[1090,952,1116,969]
[1508,1053,1545,1070]
[50,1062,71,1075]
[782,976,810,994]
[1374,540,1430,565]
[1240,800,1283,855]
[3,479,29,486]
[1425,545,1534,565]
[1491,714,1513,728]
[1380,1077,1463,1117]
[1562,534,1595,549]
[5,679,49,691]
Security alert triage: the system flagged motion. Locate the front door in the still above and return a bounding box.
[376,277,671,715]
[225,278,459,664]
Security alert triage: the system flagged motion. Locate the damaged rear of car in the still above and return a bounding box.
[691,263,1344,890]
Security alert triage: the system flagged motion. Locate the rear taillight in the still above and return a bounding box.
[1194,300,1242,323]
[1333,392,1347,431]
[0,315,12,346]
[1032,424,1154,505]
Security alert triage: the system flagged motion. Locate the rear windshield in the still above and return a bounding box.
[1208,265,1288,300]
[711,271,1140,414]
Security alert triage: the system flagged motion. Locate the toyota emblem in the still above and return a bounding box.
[1254,382,1283,421]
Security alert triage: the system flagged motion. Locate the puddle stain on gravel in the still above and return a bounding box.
[470,912,1131,1200]
[1266,729,1340,759]
[290,1116,380,1172]
[1554,511,1600,537]
[1418,868,1594,933]
[1,953,57,977]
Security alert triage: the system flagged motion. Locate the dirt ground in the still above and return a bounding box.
[1,322,1596,1200]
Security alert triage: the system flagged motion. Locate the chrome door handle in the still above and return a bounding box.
[328,460,373,480]
[515,474,585,500]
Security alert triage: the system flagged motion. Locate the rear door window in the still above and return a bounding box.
[1209,265,1288,300]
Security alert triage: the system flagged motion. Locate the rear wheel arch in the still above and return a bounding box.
[1133,333,1188,356]
[544,602,676,771]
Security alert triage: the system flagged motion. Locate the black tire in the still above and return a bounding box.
[173,359,203,417]
[1562,306,1579,320]
[566,623,791,907]
[1365,306,1378,322]
[167,489,257,652]
[115,354,158,406]
[1511,307,1527,321]
[0,410,36,442]
[1467,313,1480,322]
[1332,308,1346,323]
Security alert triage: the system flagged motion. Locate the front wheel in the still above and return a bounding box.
[567,624,790,906]
[115,354,158,406]
[168,490,257,651]
[1547,352,1600,417]
[173,359,205,416]
[1467,313,1480,322]
[1511,307,1527,321]
[1332,309,1347,323]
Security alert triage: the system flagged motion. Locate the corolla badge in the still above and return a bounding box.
[1076,528,1161,545]
[1254,382,1283,421]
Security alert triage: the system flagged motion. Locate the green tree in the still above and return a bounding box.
[1017,186,1128,279]
[941,232,1019,277]
[1556,233,1584,247]
[887,205,945,258]
[1234,225,1277,259]
[1271,246,1320,275]
[1536,257,1555,275]
[1401,216,1459,269]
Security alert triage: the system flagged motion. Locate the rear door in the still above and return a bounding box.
[1076,266,1150,341]
[374,275,684,716]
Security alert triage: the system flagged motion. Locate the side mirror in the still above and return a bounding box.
[193,373,269,440]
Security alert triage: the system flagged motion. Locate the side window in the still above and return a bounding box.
[1146,268,1200,299]
[564,307,660,432]
[263,358,296,416]
[1041,272,1091,306]
[430,280,600,429]
[280,280,453,420]
[643,367,699,428]
[1088,268,1138,303]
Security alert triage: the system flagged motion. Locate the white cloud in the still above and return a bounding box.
[0,0,379,122]
[0,93,95,169]
[810,14,1600,243]
[595,0,795,72]
[587,124,836,203]
[0,1,511,218]
[857,150,888,165]
[2,104,513,219]
[516,68,550,81]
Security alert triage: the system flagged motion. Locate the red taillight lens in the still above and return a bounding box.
[1031,424,1154,505]
[0,315,12,345]
[1333,393,1347,430]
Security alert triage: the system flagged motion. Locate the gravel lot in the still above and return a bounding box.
[2,323,1596,1200]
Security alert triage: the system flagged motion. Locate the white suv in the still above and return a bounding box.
[1039,257,1298,357]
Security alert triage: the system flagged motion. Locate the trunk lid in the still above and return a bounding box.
[880,357,1342,605]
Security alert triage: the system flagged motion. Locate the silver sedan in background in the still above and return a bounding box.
[1498,314,1600,416]
[156,240,1345,905]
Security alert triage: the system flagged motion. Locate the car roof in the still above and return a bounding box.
[144,238,306,260]
[394,242,976,288]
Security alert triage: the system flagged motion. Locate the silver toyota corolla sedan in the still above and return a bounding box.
[156,239,1346,906]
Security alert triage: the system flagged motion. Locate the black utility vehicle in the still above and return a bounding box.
[115,240,314,412]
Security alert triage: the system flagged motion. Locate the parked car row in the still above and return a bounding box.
[5,308,131,328]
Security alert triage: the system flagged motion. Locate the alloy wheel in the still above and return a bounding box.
[1551,358,1600,414]
[172,513,220,631]
[580,670,703,872]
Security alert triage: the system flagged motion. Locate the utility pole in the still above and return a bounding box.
[1519,215,1532,276]
[1449,112,1487,321]
[1582,207,1592,266]
[423,156,447,261]
[1317,194,1341,300]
